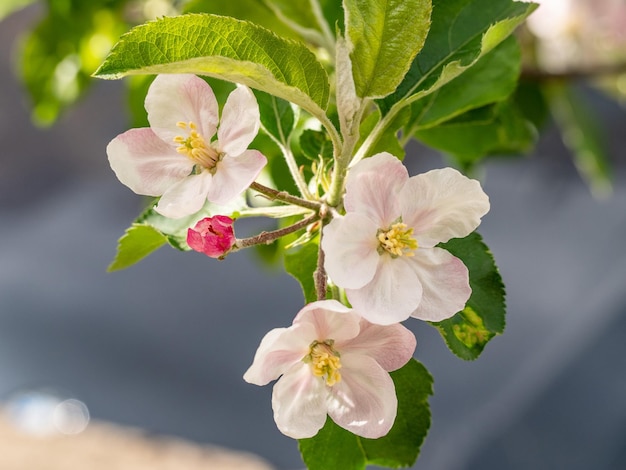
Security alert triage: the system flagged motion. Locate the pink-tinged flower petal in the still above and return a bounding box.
[107,128,193,196]
[243,323,315,386]
[322,213,380,290]
[146,74,219,145]
[154,172,213,219]
[338,320,416,372]
[327,354,397,439]
[217,86,260,156]
[400,167,490,247]
[207,150,267,205]
[408,247,471,322]
[346,256,423,325]
[272,362,329,439]
[344,152,407,227]
[187,215,235,258]
[294,300,361,343]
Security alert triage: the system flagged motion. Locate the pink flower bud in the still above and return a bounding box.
[187,216,235,258]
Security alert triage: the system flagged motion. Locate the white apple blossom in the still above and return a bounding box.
[322,152,490,325]
[243,300,416,439]
[106,74,267,218]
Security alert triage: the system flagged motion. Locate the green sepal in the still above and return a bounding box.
[433,232,506,360]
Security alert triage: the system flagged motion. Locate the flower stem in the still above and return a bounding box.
[314,231,327,301]
[235,213,319,249]
[250,182,321,211]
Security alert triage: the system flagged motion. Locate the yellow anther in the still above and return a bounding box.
[304,341,342,386]
[377,222,418,258]
[172,120,220,170]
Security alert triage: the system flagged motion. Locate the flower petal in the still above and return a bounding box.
[400,167,490,247]
[243,323,314,386]
[154,172,213,219]
[217,85,261,156]
[337,320,416,372]
[294,300,361,343]
[346,256,423,325]
[321,213,380,290]
[327,354,397,439]
[146,74,219,145]
[272,362,329,439]
[408,247,471,322]
[207,150,267,205]
[106,128,192,196]
[344,152,407,227]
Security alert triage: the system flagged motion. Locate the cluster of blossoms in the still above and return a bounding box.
[107,74,490,439]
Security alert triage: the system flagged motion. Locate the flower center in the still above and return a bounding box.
[304,340,342,386]
[173,121,221,170]
[377,222,418,258]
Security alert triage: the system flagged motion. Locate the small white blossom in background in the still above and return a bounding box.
[244,300,416,439]
[107,74,267,219]
[322,152,489,326]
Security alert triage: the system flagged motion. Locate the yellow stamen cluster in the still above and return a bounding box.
[304,340,342,386]
[173,121,220,169]
[377,222,418,258]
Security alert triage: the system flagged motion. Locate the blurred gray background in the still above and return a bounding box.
[1,6,625,470]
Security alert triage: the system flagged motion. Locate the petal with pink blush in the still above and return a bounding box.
[106,128,193,196]
[344,152,407,227]
[400,167,490,247]
[207,150,267,205]
[272,363,329,439]
[407,247,471,322]
[322,213,380,290]
[327,354,397,439]
[338,321,416,372]
[243,324,313,386]
[154,172,213,219]
[346,256,423,325]
[295,300,361,343]
[146,74,219,144]
[217,86,261,156]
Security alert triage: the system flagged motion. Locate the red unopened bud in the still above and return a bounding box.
[187,215,235,258]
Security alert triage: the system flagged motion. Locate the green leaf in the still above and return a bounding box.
[414,99,536,169]
[108,224,167,272]
[300,129,334,161]
[406,35,521,131]
[360,359,433,467]
[379,0,537,114]
[298,359,433,469]
[546,83,613,197]
[255,90,296,145]
[299,417,366,470]
[94,14,330,121]
[433,232,505,360]
[184,0,298,39]
[357,108,408,160]
[284,241,319,303]
[344,0,432,98]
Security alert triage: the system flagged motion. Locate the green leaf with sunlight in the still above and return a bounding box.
[415,99,536,169]
[184,0,298,39]
[94,14,330,121]
[299,359,433,469]
[405,35,521,132]
[344,0,431,98]
[108,224,167,272]
[433,232,505,360]
[379,0,537,115]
